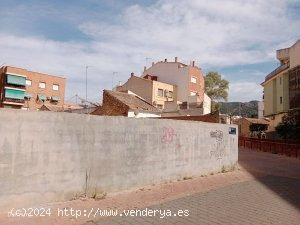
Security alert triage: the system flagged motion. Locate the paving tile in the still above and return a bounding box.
[98,175,300,225]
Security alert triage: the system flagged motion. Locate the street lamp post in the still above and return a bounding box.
[85,66,88,106]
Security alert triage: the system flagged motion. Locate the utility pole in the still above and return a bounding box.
[145,57,151,67]
[85,66,88,107]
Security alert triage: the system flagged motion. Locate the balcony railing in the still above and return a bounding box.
[265,62,289,82]
[4,83,26,90]
[3,98,25,105]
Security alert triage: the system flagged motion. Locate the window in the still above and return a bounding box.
[26,79,32,86]
[39,82,46,89]
[280,97,283,104]
[190,91,197,96]
[279,77,282,85]
[191,76,197,83]
[53,84,59,91]
[157,104,163,109]
[168,91,173,98]
[157,88,164,97]
[6,74,26,86]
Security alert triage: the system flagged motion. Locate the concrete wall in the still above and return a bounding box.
[0,109,238,211]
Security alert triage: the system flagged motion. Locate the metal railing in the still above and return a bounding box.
[265,62,289,82]
[239,136,300,158]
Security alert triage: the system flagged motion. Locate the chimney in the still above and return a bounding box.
[164,58,167,62]
[152,62,155,66]
[175,57,178,62]
[192,61,195,67]
[131,72,134,77]
[144,66,146,72]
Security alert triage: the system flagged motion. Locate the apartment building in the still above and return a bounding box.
[261,39,300,129]
[143,57,205,104]
[0,66,66,110]
[116,73,176,109]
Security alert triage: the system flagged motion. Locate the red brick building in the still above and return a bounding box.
[0,66,66,110]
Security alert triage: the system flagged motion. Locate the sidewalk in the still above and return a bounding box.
[1,149,299,225]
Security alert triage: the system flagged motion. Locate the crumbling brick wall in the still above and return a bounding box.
[91,90,129,116]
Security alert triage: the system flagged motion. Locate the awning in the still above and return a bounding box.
[38,94,47,101]
[6,74,26,86]
[51,96,60,101]
[24,92,32,99]
[5,88,25,100]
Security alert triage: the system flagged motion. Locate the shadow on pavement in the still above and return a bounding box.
[238,148,300,209]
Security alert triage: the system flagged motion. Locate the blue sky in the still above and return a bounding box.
[0,0,299,102]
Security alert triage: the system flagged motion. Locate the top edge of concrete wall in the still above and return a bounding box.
[0,108,237,128]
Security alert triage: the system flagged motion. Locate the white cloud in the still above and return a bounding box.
[229,82,262,102]
[0,0,299,102]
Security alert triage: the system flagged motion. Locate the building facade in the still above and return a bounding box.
[115,73,176,109]
[143,57,205,105]
[0,66,66,110]
[261,40,300,129]
[233,117,270,138]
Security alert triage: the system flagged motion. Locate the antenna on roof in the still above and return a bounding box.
[145,57,152,67]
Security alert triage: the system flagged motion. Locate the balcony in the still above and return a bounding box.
[3,87,26,106]
[6,73,26,85]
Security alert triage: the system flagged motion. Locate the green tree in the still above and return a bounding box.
[205,71,229,112]
[275,109,300,140]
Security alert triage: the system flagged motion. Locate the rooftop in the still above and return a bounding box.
[262,62,289,85]
[244,117,270,125]
[104,90,160,112]
[1,65,66,79]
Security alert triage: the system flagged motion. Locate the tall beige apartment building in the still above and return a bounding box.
[261,39,300,129]
[0,66,66,110]
[116,57,210,114]
[143,57,205,104]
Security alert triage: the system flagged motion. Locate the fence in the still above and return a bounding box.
[239,136,300,158]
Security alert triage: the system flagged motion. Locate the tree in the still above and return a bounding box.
[275,109,300,140]
[205,71,229,112]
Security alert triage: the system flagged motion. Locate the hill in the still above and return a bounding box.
[219,101,259,118]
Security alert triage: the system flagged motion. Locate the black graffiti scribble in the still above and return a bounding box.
[210,130,223,142]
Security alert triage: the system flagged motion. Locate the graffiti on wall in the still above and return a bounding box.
[209,130,226,160]
[161,127,177,144]
[210,130,223,142]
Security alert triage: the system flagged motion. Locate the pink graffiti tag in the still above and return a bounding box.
[161,127,177,143]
